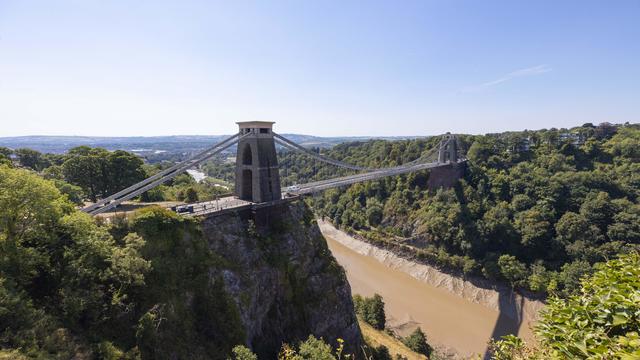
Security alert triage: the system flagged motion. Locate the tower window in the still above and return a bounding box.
[260,128,269,134]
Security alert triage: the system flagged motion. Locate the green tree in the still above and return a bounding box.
[105,150,146,194]
[366,200,384,227]
[402,327,432,356]
[185,187,199,203]
[0,148,12,167]
[514,207,552,252]
[15,148,47,171]
[297,336,336,360]
[607,203,640,244]
[62,147,109,201]
[536,253,640,358]
[0,165,73,286]
[468,137,497,164]
[497,255,527,288]
[231,345,258,360]
[354,293,386,330]
[62,147,145,201]
[579,191,617,233]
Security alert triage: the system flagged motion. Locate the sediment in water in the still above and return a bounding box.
[318,219,545,340]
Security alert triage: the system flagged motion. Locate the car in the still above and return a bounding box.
[286,185,300,192]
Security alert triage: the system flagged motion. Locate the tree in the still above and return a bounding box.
[62,147,146,201]
[514,207,552,253]
[555,212,603,259]
[607,205,640,244]
[0,154,12,167]
[353,294,386,330]
[536,253,640,358]
[497,255,527,288]
[278,335,339,360]
[106,150,146,194]
[52,179,85,205]
[185,187,199,203]
[62,147,109,201]
[366,199,384,227]
[579,192,617,234]
[297,336,336,360]
[231,345,258,360]
[0,147,12,157]
[15,148,46,171]
[402,327,432,356]
[468,137,497,164]
[557,260,592,297]
[0,165,73,286]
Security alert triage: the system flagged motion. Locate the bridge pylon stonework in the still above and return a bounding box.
[438,133,459,163]
[235,121,282,203]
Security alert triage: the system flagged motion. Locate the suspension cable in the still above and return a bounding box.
[87,133,249,215]
[83,132,242,213]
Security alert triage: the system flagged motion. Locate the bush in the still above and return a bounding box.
[231,345,258,360]
[536,252,640,358]
[491,253,640,359]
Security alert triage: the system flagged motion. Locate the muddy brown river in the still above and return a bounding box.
[323,229,537,358]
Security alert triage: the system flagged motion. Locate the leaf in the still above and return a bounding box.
[613,314,629,326]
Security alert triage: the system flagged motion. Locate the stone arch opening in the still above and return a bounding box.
[241,169,253,201]
[242,143,253,165]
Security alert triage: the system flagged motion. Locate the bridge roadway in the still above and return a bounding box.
[178,159,464,217]
[289,159,458,195]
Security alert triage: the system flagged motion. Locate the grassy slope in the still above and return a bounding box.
[359,319,427,360]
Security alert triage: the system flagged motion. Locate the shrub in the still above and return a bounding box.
[401,327,432,356]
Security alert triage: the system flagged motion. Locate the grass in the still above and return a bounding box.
[359,319,428,360]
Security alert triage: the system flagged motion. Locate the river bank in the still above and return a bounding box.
[319,220,545,358]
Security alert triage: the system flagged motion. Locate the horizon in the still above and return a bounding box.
[1,1,639,137]
[0,119,617,140]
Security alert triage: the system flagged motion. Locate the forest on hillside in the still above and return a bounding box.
[3,122,639,297]
[1,122,640,358]
[282,123,640,296]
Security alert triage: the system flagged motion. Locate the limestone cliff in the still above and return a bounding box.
[201,201,361,358]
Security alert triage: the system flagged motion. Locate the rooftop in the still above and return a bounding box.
[236,121,275,129]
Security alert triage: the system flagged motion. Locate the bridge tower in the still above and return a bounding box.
[235,121,282,203]
[438,133,459,163]
[429,133,464,189]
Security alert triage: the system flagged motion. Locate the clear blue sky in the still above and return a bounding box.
[1,0,638,137]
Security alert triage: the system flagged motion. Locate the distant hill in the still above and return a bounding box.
[0,134,425,154]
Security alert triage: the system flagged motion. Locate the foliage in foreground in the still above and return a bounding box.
[0,165,245,358]
[229,336,352,360]
[490,252,640,359]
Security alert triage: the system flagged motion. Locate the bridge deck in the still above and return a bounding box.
[178,195,299,217]
[177,160,465,218]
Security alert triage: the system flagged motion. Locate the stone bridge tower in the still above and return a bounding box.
[438,133,459,163]
[429,133,465,189]
[235,121,282,203]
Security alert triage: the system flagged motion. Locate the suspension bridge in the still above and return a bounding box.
[82,122,465,217]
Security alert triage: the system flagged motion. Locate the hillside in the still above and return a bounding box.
[292,123,640,296]
[0,165,360,359]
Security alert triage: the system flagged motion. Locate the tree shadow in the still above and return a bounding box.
[482,289,525,359]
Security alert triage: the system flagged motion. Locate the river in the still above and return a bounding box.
[320,221,541,358]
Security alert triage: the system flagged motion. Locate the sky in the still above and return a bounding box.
[0,0,639,137]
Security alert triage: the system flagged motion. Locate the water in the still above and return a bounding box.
[324,232,536,358]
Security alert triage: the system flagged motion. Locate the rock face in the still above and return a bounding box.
[200,200,361,358]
